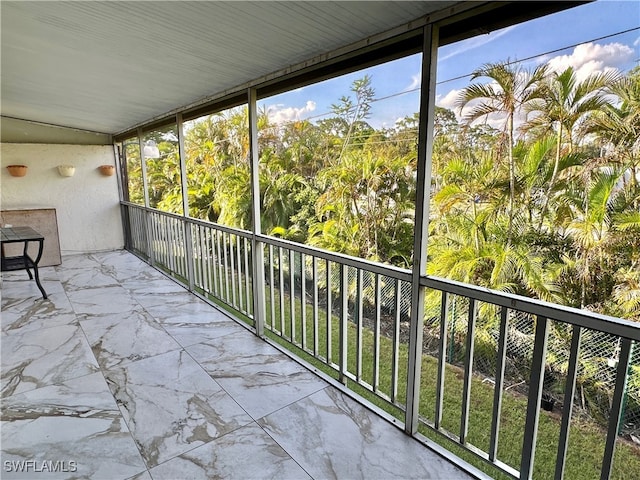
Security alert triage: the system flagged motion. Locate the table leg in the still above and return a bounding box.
[32,263,48,299]
[32,238,47,299]
[22,243,33,279]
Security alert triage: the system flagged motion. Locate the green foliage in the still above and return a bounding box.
[123,68,639,321]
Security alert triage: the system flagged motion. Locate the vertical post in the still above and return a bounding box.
[312,256,319,356]
[391,278,401,403]
[460,298,477,444]
[269,245,276,329]
[435,290,449,429]
[279,248,285,333]
[600,338,632,480]
[301,253,307,350]
[223,232,230,301]
[229,235,238,307]
[618,341,634,437]
[326,261,333,363]
[339,263,349,384]
[520,316,549,480]
[244,236,251,315]
[138,128,155,266]
[114,143,130,250]
[373,273,381,392]
[118,142,132,203]
[138,128,151,210]
[356,269,364,381]
[554,325,582,480]
[489,307,510,461]
[113,144,125,203]
[405,23,439,435]
[449,300,456,362]
[177,113,195,291]
[117,141,135,250]
[289,249,295,340]
[248,88,266,336]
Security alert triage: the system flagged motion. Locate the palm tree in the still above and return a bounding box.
[260,168,307,235]
[183,114,229,221]
[215,164,252,229]
[429,145,559,301]
[123,139,144,205]
[311,150,415,265]
[561,164,628,309]
[277,120,323,176]
[456,62,548,244]
[585,69,640,207]
[427,209,558,301]
[332,75,375,160]
[432,152,502,251]
[612,266,640,321]
[523,67,618,229]
[144,128,183,215]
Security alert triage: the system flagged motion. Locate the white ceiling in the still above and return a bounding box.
[1,1,461,137]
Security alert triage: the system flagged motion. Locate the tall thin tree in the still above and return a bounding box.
[523,66,618,229]
[456,62,548,244]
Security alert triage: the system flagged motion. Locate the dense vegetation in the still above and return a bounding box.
[125,64,639,323]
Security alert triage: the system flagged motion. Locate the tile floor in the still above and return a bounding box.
[1,250,473,479]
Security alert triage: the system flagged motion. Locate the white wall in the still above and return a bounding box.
[1,143,124,255]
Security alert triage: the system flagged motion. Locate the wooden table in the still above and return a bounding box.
[1,226,48,299]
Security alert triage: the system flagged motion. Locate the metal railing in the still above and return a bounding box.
[124,203,254,322]
[260,234,412,407]
[420,278,639,479]
[190,219,253,320]
[121,201,639,480]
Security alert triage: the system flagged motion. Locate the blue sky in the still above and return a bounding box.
[258,0,639,130]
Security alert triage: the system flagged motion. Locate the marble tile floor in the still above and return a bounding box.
[1,250,474,480]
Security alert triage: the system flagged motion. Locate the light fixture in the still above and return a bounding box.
[98,165,115,176]
[143,140,160,159]
[6,165,28,177]
[57,164,75,177]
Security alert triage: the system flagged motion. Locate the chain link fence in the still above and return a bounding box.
[271,252,639,439]
[422,294,640,439]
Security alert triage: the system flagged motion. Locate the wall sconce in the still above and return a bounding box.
[143,140,160,159]
[6,165,28,177]
[98,165,115,176]
[57,165,76,177]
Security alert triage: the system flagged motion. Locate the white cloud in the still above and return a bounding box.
[406,73,421,91]
[434,38,636,133]
[438,26,517,62]
[437,41,634,125]
[436,88,462,111]
[267,100,316,124]
[546,42,634,82]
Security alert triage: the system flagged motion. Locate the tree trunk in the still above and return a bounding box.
[538,124,563,231]
[507,113,515,246]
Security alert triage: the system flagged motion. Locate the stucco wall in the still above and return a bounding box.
[1,143,124,255]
